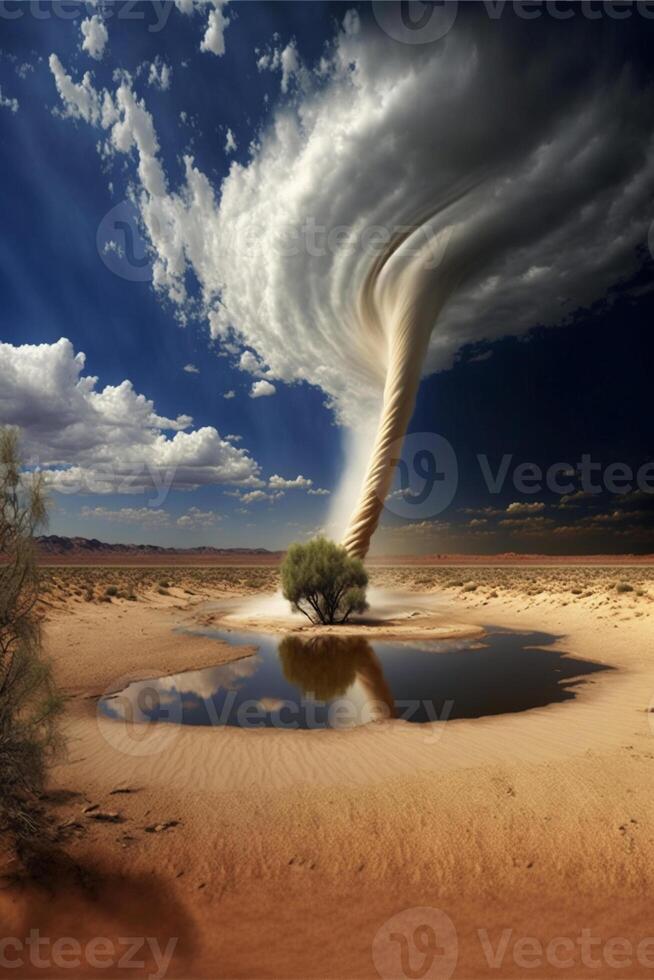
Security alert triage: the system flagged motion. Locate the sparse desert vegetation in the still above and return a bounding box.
[0,430,62,870]
[372,564,654,619]
[34,562,654,619]
[4,554,652,979]
[281,537,369,624]
[37,564,280,609]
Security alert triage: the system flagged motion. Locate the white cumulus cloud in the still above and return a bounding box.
[80,504,220,529]
[0,86,19,113]
[0,339,261,496]
[506,501,546,516]
[200,1,230,56]
[147,56,172,91]
[80,15,108,61]
[224,127,237,154]
[239,489,283,505]
[250,379,276,399]
[176,506,219,528]
[81,506,170,527]
[268,474,312,490]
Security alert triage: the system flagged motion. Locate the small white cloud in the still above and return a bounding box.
[176,506,219,529]
[506,501,546,515]
[48,54,102,124]
[250,379,276,399]
[308,488,330,496]
[468,349,493,364]
[257,39,307,93]
[0,87,19,113]
[183,363,199,374]
[223,389,236,399]
[342,9,360,36]
[147,57,172,92]
[81,506,170,527]
[280,42,300,93]
[200,1,230,57]
[239,489,284,505]
[225,127,237,154]
[80,15,108,61]
[239,349,262,374]
[16,62,34,80]
[268,474,312,490]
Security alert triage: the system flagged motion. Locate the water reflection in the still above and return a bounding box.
[279,636,395,721]
[100,629,612,731]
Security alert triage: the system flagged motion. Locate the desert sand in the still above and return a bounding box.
[2,564,654,978]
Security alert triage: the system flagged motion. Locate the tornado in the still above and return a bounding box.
[341,202,463,560]
[48,11,654,567]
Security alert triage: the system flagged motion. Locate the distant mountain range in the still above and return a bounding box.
[31,535,653,566]
[34,535,282,565]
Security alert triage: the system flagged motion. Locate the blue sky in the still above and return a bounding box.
[1,2,653,554]
[0,2,346,548]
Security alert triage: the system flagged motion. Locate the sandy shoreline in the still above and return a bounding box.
[3,565,654,978]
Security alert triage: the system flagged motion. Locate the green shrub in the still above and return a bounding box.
[281,537,368,625]
[0,428,63,855]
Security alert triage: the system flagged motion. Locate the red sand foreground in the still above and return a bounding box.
[2,563,654,978]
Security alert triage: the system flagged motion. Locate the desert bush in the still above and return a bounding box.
[0,429,62,854]
[281,537,368,625]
